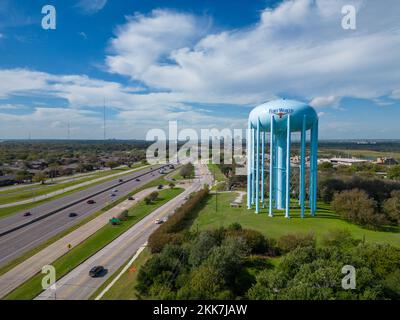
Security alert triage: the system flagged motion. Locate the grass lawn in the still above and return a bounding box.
[207,163,226,182]
[0,165,149,219]
[91,248,151,300]
[190,192,400,248]
[5,187,183,300]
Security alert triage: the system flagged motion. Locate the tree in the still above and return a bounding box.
[15,170,32,183]
[168,182,176,189]
[332,189,386,227]
[388,165,400,180]
[383,190,400,225]
[105,161,119,169]
[33,171,47,185]
[180,163,194,179]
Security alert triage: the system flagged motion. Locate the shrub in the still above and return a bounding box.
[383,190,400,225]
[332,189,387,227]
[277,233,315,253]
[148,188,209,253]
[117,209,129,221]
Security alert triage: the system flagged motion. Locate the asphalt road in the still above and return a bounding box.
[0,165,171,267]
[36,163,211,300]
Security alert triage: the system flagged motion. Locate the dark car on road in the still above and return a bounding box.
[87,200,95,204]
[128,196,135,201]
[68,212,78,218]
[89,266,105,278]
[119,179,123,182]
[157,184,164,190]
[23,212,32,217]
[135,178,140,182]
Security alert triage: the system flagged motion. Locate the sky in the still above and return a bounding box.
[0,0,399,140]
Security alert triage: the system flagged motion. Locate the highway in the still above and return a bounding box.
[0,164,171,267]
[36,163,212,300]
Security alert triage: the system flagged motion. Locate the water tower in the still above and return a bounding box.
[247,99,319,218]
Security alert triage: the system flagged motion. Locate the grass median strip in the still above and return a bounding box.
[0,177,172,277]
[5,187,183,300]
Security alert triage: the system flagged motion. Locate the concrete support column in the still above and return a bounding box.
[276,132,287,210]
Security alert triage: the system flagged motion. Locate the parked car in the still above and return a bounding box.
[89,266,105,278]
[157,184,164,190]
[68,212,78,218]
[23,212,32,217]
[87,200,95,204]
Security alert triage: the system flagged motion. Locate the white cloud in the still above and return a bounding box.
[106,0,400,105]
[76,0,107,15]
[310,96,339,108]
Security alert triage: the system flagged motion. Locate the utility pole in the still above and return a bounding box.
[103,97,106,141]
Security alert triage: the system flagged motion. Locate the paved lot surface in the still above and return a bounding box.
[0,165,169,267]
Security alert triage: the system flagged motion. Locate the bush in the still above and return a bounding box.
[148,188,209,253]
[321,229,361,247]
[332,189,387,228]
[383,190,400,225]
[277,233,315,253]
[117,209,129,221]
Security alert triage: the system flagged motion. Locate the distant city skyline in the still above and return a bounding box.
[0,0,400,140]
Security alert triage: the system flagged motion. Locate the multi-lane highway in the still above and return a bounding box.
[0,165,171,267]
[36,163,212,300]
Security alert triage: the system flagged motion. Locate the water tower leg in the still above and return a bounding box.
[261,131,265,208]
[252,127,256,205]
[269,115,274,217]
[285,115,291,218]
[276,133,287,210]
[247,121,252,209]
[300,115,306,218]
[255,121,260,213]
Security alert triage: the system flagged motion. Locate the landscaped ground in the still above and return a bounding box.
[190,192,400,247]
[5,187,183,300]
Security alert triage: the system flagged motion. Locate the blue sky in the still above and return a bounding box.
[0,0,399,140]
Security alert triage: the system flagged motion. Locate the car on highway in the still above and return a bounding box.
[23,212,32,217]
[110,193,116,197]
[68,212,78,218]
[135,178,141,182]
[128,196,135,201]
[87,199,95,204]
[119,179,123,182]
[113,189,118,192]
[89,266,105,278]
[154,218,164,225]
